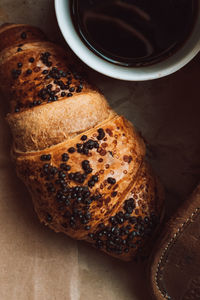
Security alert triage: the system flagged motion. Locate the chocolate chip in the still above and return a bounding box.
[26,69,32,75]
[68,147,76,153]
[29,57,35,63]
[17,62,23,68]
[21,32,27,39]
[69,87,75,92]
[107,177,116,185]
[40,154,51,161]
[111,191,117,197]
[81,135,87,141]
[46,213,52,222]
[97,128,105,140]
[62,153,69,162]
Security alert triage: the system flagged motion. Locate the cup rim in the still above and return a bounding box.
[55,0,200,81]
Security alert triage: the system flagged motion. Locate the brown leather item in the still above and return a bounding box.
[149,184,200,300]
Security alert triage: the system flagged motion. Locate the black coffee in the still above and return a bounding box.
[71,0,197,67]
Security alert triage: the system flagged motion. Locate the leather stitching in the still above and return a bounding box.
[154,208,200,300]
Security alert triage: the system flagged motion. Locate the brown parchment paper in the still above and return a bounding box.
[0,1,200,300]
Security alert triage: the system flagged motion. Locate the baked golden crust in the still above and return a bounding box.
[7,92,115,152]
[0,23,164,261]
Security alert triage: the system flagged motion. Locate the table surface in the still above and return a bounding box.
[0,1,199,300]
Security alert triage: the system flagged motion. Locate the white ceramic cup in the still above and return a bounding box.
[55,0,200,81]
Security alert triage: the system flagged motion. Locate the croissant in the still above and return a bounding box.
[0,24,164,261]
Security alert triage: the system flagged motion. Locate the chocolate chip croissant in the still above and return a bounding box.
[0,24,164,261]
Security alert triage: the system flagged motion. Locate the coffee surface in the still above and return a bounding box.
[71,0,196,67]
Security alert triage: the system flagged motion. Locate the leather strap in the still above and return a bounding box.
[149,184,200,300]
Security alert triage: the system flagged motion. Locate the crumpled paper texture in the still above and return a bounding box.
[0,1,199,299]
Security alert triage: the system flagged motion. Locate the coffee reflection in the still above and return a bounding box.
[71,0,197,67]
